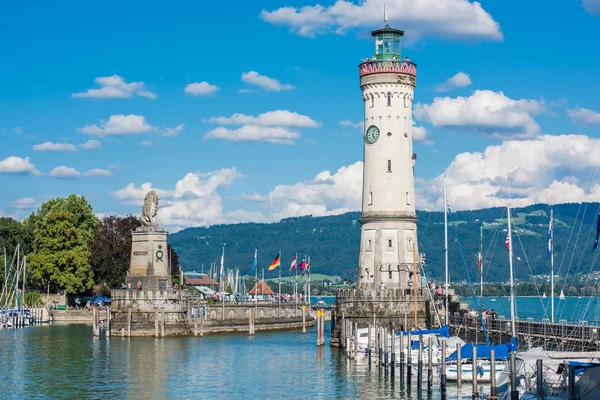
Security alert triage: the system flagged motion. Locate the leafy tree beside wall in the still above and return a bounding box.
[28,209,94,294]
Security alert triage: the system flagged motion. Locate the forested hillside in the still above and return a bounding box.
[169,203,600,283]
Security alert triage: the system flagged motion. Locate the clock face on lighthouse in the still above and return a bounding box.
[365,125,380,144]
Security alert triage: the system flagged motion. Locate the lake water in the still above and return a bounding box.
[1,296,597,399]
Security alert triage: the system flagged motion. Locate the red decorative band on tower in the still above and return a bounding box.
[359,60,417,77]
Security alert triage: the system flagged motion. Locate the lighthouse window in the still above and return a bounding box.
[388,239,393,249]
[387,160,391,173]
[406,192,410,205]
[389,270,392,279]
[387,92,392,107]
[368,192,373,205]
[370,94,374,108]
[367,240,372,251]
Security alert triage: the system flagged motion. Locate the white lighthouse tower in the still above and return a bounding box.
[357,13,419,291]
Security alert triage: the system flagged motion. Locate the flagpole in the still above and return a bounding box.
[294,253,298,309]
[508,203,516,339]
[443,173,449,325]
[254,249,258,312]
[278,251,281,312]
[550,209,555,323]
[307,255,311,305]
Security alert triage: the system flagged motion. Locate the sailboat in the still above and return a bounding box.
[559,289,565,300]
[542,292,547,299]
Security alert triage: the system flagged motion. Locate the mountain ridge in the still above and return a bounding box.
[169,202,600,283]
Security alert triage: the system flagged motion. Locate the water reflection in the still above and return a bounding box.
[0,323,488,399]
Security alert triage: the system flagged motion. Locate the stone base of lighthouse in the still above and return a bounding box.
[330,288,430,348]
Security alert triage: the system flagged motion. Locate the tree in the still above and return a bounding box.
[0,217,23,260]
[28,209,94,294]
[35,194,97,244]
[90,215,141,288]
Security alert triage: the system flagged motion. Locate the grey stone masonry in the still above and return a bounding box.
[331,288,430,347]
[109,289,314,337]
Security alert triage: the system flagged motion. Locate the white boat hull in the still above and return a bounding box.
[446,362,507,383]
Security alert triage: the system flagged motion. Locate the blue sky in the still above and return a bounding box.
[1,0,600,230]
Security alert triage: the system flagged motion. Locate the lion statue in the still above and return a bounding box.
[140,190,159,226]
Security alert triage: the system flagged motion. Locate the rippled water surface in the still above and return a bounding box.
[3,297,592,399]
[1,323,481,399]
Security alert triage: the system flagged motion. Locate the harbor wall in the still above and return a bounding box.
[107,289,314,337]
[331,288,431,347]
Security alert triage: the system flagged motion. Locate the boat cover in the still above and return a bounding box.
[446,338,517,361]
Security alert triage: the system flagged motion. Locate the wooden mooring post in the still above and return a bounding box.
[490,349,497,400]
[417,335,423,392]
[427,336,433,396]
[105,306,111,337]
[441,339,447,400]
[472,346,479,399]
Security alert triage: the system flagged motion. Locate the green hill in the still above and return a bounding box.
[169,203,600,283]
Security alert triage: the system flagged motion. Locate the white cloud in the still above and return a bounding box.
[33,142,78,151]
[339,120,364,129]
[33,140,102,151]
[205,126,300,144]
[164,123,185,137]
[49,166,80,178]
[566,107,600,126]
[79,140,102,150]
[209,110,319,128]
[582,0,600,15]
[13,127,23,134]
[435,72,472,92]
[111,168,260,231]
[261,0,502,41]
[261,162,363,221]
[78,114,154,135]
[241,71,294,91]
[140,140,153,147]
[11,197,39,209]
[184,82,219,95]
[412,124,435,145]
[416,134,600,211]
[84,168,112,177]
[414,90,545,139]
[72,75,157,99]
[0,156,40,175]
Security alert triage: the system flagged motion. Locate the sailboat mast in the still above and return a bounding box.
[507,204,516,338]
[480,225,483,304]
[443,174,449,325]
[550,209,555,323]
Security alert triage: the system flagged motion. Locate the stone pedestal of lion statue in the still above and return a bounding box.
[127,190,171,292]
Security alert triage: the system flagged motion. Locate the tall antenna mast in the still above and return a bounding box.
[384,4,388,26]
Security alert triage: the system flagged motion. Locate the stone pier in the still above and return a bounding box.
[108,289,315,337]
[330,288,430,347]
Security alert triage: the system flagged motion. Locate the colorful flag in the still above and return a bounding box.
[268,253,281,271]
[594,209,600,250]
[504,234,510,251]
[547,210,553,259]
[251,249,257,275]
[290,255,297,271]
[477,226,483,270]
[307,256,311,277]
[300,257,307,276]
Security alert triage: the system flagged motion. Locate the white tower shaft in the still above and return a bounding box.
[357,24,417,290]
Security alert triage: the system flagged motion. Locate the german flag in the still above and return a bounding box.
[268,253,281,270]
